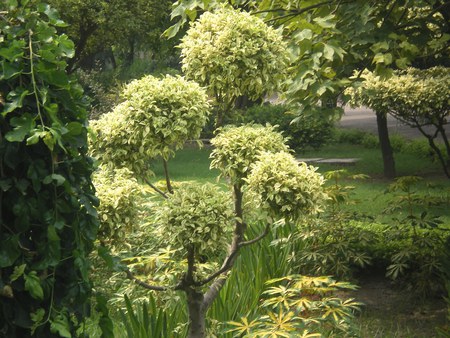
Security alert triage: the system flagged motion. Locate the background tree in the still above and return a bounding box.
[0,1,101,336]
[47,0,174,71]
[347,67,450,178]
[179,7,290,127]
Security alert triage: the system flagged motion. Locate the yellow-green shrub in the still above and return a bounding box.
[246,152,327,221]
[155,182,234,256]
[93,167,143,247]
[90,75,210,177]
[180,7,289,125]
[210,124,289,185]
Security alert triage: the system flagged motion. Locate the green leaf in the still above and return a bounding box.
[5,113,36,142]
[50,313,72,338]
[1,61,22,80]
[24,271,44,300]
[10,263,26,282]
[38,3,67,27]
[0,178,13,191]
[3,88,30,115]
[58,35,75,58]
[323,44,334,61]
[0,39,24,61]
[31,309,46,335]
[96,293,114,338]
[43,174,66,186]
[0,236,20,268]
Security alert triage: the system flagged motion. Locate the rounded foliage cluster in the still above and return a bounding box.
[210,124,289,184]
[180,7,289,102]
[246,152,327,221]
[347,67,449,122]
[93,167,143,247]
[156,183,234,254]
[90,75,210,176]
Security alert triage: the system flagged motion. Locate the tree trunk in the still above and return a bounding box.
[376,111,396,179]
[186,288,206,338]
[162,159,173,194]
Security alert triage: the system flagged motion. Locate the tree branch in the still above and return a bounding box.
[193,245,240,287]
[203,275,229,309]
[162,158,173,194]
[125,269,167,291]
[144,177,169,199]
[264,0,335,24]
[238,223,270,248]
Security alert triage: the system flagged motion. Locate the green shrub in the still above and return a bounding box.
[334,128,371,145]
[246,151,327,221]
[93,167,143,248]
[180,7,289,127]
[241,104,334,151]
[226,275,361,337]
[155,182,234,256]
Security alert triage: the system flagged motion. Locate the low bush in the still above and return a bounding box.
[238,104,335,152]
[227,275,361,337]
[333,128,369,145]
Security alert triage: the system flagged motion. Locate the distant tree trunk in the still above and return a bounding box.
[376,111,396,179]
[125,37,135,66]
[109,48,117,69]
[67,23,98,73]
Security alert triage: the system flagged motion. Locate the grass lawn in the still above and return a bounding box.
[151,143,450,224]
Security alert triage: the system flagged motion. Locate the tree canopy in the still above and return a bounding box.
[347,66,450,177]
[90,75,210,178]
[48,0,173,70]
[179,7,289,126]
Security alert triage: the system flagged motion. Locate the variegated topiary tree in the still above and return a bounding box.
[117,124,327,338]
[179,7,289,127]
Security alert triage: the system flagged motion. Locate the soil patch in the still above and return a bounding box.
[346,273,447,337]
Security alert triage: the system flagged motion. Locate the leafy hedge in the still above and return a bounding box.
[241,104,334,152]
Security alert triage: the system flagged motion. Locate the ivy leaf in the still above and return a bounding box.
[38,3,67,27]
[0,178,13,191]
[31,309,46,335]
[58,35,75,58]
[50,313,72,338]
[96,293,114,338]
[3,88,30,115]
[5,113,36,142]
[10,263,26,282]
[24,271,44,300]
[43,174,66,186]
[0,39,24,61]
[1,61,22,81]
[0,236,20,268]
